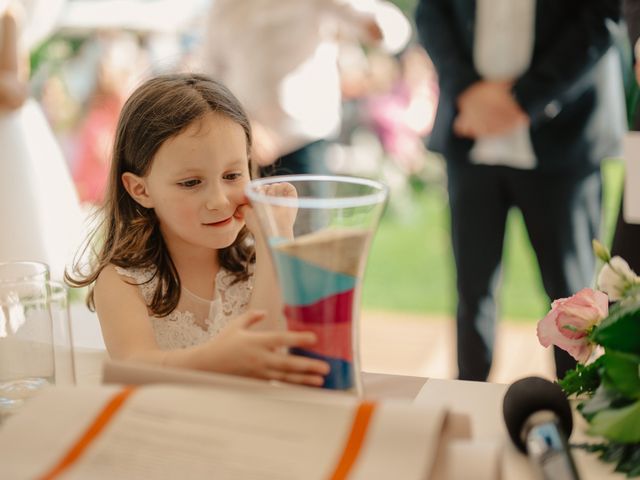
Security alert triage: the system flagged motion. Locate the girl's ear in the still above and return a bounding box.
[121,172,154,208]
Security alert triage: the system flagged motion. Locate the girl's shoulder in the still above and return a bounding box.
[109,264,158,305]
[93,263,152,311]
[112,264,157,284]
[94,263,154,287]
[95,264,157,305]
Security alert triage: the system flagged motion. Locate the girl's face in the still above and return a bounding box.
[131,112,250,254]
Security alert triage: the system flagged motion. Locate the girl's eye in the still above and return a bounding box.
[178,179,201,188]
[223,172,243,181]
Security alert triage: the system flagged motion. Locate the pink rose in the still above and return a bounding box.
[537,288,609,363]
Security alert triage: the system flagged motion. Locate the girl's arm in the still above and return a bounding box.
[93,265,164,363]
[94,264,329,385]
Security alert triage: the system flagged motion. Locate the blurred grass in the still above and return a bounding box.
[362,159,625,321]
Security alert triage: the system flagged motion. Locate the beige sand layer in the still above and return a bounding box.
[273,228,372,277]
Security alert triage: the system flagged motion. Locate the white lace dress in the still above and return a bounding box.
[115,266,254,350]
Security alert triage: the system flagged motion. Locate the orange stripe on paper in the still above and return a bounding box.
[329,401,377,480]
[40,386,136,480]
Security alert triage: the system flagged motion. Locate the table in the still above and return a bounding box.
[69,349,625,480]
[69,306,624,480]
[415,378,624,480]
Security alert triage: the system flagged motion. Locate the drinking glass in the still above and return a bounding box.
[0,280,75,418]
[0,262,75,385]
[47,281,76,386]
[246,175,388,394]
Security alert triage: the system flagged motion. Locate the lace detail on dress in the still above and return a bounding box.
[115,265,253,350]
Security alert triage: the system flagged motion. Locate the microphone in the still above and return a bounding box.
[502,376,581,480]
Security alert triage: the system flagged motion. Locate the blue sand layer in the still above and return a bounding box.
[290,347,354,390]
[272,251,356,306]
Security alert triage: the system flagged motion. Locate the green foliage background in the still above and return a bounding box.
[362,160,625,321]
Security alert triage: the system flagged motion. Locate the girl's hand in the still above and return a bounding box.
[239,182,298,242]
[205,310,330,386]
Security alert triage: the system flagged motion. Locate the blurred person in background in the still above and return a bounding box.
[363,46,437,175]
[328,42,439,196]
[0,0,83,280]
[201,0,410,176]
[72,32,145,205]
[416,0,623,381]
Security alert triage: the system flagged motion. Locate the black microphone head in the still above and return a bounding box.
[502,376,573,453]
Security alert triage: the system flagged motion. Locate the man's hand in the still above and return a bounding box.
[454,80,529,138]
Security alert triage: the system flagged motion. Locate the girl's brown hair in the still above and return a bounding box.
[66,73,254,316]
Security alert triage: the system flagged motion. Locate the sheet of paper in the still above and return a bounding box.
[0,386,122,479]
[416,379,510,480]
[62,386,357,480]
[623,132,640,224]
[0,383,447,480]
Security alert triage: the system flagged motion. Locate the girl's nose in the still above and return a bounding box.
[205,185,230,211]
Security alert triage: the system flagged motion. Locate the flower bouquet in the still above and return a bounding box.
[537,240,640,477]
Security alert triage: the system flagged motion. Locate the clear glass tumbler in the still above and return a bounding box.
[0,280,75,418]
[0,262,75,385]
[246,175,388,394]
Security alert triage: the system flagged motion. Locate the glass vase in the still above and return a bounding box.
[246,175,388,394]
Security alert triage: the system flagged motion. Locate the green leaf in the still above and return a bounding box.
[601,351,640,399]
[574,442,640,477]
[618,446,640,476]
[592,305,640,354]
[559,358,602,397]
[581,383,620,418]
[589,400,640,443]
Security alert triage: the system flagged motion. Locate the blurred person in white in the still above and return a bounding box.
[201,0,410,176]
[72,32,146,206]
[0,0,83,280]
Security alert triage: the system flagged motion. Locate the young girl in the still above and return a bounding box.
[67,73,329,386]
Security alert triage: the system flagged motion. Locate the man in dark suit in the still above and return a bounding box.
[415,0,622,381]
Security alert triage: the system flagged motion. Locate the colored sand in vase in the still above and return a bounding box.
[272,228,372,390]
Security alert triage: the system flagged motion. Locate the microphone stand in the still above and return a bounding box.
[524,410,581,480]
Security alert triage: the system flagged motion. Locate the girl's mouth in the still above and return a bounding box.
[204,217,232,227]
